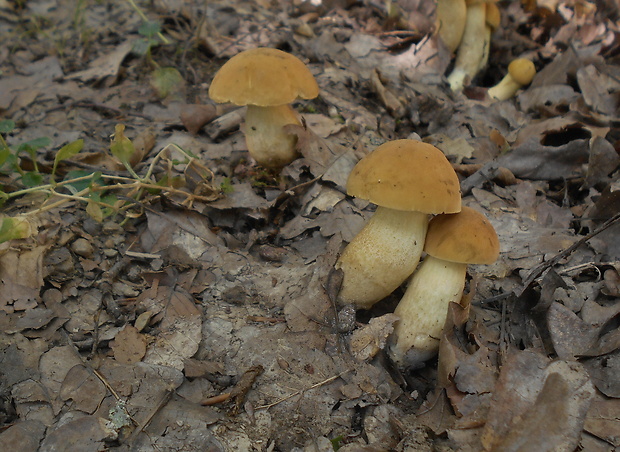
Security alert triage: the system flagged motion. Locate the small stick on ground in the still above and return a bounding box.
[256,370,350,410]
[206,107,246,139]
[516,212,620,296]
[200,392,232,406]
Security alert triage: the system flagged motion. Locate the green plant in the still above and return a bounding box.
[330,435,343,450]
[0,121,220,243]
[125,1,183,99]
[220,177,234,194]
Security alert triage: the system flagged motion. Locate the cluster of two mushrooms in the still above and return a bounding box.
[335,139,499,368]
[438,0,536,98]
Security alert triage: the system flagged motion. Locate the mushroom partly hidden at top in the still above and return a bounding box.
[335,139,462,310]
[209,47,319,168]
[389,206,500,368]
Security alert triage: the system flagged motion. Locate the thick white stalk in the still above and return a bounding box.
[335,207,428,309]
[446,2,486,92]
[245,104,300,168]
[390,256,467,367]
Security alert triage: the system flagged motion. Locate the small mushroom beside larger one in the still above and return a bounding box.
[208,47,319,168]
[389,206,499,368]
[335,139,461,310]
[487,58,536,101]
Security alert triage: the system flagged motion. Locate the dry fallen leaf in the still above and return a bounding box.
[59,365,107,414]
[65,41,134,84]
[481,351,595,452]
[111,325,148,365]
[583,396,620,447]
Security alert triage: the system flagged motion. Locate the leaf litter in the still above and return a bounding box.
[0,0,619,450]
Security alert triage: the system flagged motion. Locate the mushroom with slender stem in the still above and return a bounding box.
[446,0,495,92]
[335,139,461,310]
[208,48,319,168]
[487,58,536,101]
[389,206,499,367]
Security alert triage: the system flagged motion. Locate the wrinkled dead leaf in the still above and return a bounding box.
[547,302,599,360]
[180,104,217,135]
[0,420,46,452]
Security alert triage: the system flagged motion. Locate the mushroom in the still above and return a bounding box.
[446,0,494,92]
[335,139,461,310]
[389,206,499,367]
[487,58,536,101]
[208,47,319,168]
[436,0,468,53]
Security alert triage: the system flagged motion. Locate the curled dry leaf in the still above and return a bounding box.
[349,313,399,362]
[180,104,217,135]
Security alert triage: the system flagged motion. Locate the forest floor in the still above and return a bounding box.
[0,0,619,451]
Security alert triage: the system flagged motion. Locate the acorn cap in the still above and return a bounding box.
[346,139,461,214]
[424,206,500,264]
[208,48,319,107]
[508,58,536,86]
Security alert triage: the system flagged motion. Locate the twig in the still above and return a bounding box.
[256,370,350,410]
[200,392,231,406]
[515,212,620,297]
[128,388,175,445]
[205,107,246,139]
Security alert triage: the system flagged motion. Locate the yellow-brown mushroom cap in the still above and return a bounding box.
[346,139,461,214]
[424,206,500,264]
[508,58,536,86]
[208,48,319,107]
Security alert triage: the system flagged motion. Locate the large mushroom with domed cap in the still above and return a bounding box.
[335,139,461,310]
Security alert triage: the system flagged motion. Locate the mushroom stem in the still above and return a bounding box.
[487,75,523,101]
[245,104,301,168]
[446,2,486,92]
[336,207,429,309]
[390,256,467,367]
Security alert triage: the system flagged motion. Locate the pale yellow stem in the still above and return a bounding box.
[336,207,428,309]
[390,256,467,367]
